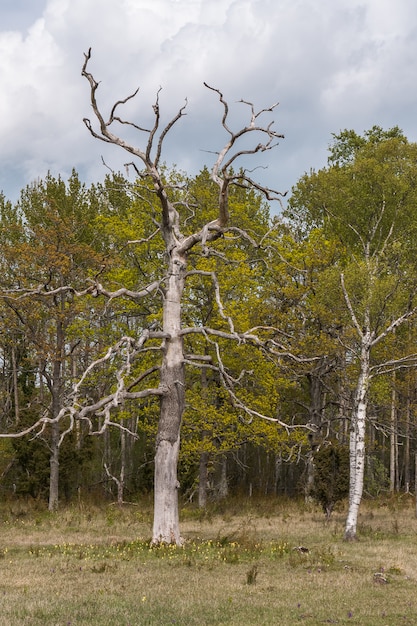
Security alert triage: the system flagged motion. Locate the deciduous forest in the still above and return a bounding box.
[1,55,417,545]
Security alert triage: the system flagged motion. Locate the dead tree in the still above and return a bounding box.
[79,49,292,544]
[1,50,291,544]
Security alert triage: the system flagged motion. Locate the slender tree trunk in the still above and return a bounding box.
[49,375,61,511]
[49,421,60,511]
[39,359,45,404]
[305,364,326,494]
[11,345,19,425]
[198,451,209,508]
[390,378,397,492]
[274,454,282,495]
[404,394,411,493]
[104,427,126,505]
[152,253,185,545]
[217,454,228,500]
[48,387,61,511]
[48,316,64,512]
[344,340,370,540]
[415,452,417,519]
[198,365,209,508]
[305,452,315,501]
[118,425,126,505]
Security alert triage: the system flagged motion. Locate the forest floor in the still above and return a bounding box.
[0,495,417,625]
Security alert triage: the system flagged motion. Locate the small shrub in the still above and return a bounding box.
[310,442,349,520]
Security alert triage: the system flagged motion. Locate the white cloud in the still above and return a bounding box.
[0,0,417,202]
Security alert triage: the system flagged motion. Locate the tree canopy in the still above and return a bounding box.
[2,98,417,544]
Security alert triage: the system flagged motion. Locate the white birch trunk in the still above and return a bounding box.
[344,341,370,540]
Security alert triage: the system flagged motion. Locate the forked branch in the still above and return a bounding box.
[203,82,284,225]
[82,48,188,172]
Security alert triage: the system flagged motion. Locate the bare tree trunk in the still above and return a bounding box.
[198,364,210,508]
[39,359,45,404]
[118,425,126,505]
[104,425,126,506]
[48,407,59,511]
[274,454,282,495]
[48,371,61,511]
[198,451,209,508]
[153,435,181,543]
[48,317,64,512]
[415,453,417,519]
[11,345,19,425]
[305,360,328,493]
[305,452,315,501]
[217,454,228,500]
[389,377,397,492]
[48,388,61,511]
[404,394,411,493]
[344,340,370,540]
[49,421,60,511]
[152,255,185,545]
[71,346,82,451]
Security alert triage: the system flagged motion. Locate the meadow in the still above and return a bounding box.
[0,496,417,625]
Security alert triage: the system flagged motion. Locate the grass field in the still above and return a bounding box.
[1,496,417,625]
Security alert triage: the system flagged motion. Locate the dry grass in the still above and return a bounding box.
[0,496,417,624]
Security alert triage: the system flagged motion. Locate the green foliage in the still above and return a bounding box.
[288,126,417,259]
[2,141,417,512]
[365,455,390,497]
[327,125,407,167]
[9,423,96,501]
[310,442,349,519]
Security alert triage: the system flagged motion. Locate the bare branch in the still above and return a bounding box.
[180,325,320,364]
[0,414,61,440]
[203,83,232,133]
[232,173,287,203]
[370,352,417,377]
[2,283,95,301]
[91,279,163,302]
[1,277,163,305]
[340,272,363,338]
[204,82,284,227]
[371,305,417,348]
[198,331,309,431]
[155,96,188,167]
[185,270,236,335]
[0,331,167,444]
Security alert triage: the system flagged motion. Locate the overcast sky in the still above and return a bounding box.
[1,0,416,209]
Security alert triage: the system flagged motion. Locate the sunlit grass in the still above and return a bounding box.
[0,495,417,624]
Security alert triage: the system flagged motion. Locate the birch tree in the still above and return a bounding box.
[288,127,417,539]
